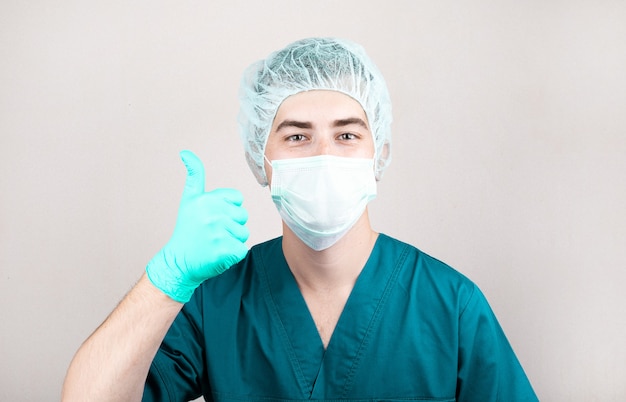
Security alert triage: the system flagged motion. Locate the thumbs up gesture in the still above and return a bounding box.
[146,150,250,303]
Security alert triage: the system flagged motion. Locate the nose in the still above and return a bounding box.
[315,137,332,156]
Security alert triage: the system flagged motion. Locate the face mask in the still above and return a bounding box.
[267,155,377,251]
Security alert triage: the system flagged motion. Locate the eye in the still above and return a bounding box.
[337,132,358,141]
[286,134,307,142]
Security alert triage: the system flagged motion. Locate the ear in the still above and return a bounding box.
[245,151,269,186]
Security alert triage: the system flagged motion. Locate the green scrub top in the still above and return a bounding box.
[144,234,538,401]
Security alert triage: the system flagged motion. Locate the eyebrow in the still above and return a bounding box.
[275,120,313,132]
[332,117,368,129]
[275,117,368,132]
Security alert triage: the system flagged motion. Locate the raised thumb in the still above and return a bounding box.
[180,150,205,197]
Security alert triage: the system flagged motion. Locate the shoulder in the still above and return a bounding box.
[378,233,474,285]
[378,234,478,310]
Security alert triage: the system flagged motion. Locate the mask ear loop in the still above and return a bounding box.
[263,154,274,188]
[372,131,380,179]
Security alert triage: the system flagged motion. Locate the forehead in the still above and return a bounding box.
[272,90,368,125]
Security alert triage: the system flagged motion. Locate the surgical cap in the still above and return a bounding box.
[238,37,393,186]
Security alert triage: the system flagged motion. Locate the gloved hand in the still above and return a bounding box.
[146,150,250,303]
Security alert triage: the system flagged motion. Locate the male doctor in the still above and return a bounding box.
[63,37,538,401]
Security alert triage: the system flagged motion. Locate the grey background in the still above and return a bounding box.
[1,1,625,400]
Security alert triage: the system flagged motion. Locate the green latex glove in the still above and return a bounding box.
[146,150,250,303]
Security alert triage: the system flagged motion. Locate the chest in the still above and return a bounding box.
[199,237,462,400]
[301,290,350,349]
[202,273,460,401]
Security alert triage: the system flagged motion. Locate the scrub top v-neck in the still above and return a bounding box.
[145,235,537,402]
[259,234,405,399]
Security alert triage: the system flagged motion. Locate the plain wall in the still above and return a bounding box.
[1,1,625,400]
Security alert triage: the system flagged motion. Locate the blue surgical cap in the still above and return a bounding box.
[238,37,393,186]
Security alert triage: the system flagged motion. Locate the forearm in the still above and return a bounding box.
[62,150,249,400]
[62,273,183,402]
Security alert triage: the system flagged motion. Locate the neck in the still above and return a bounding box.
[282,211,378,293]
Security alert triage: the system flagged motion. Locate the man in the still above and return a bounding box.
[63,37,538,401]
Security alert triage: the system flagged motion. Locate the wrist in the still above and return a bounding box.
[145,258,196,303]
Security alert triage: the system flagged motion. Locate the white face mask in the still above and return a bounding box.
[267,155,377,251]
